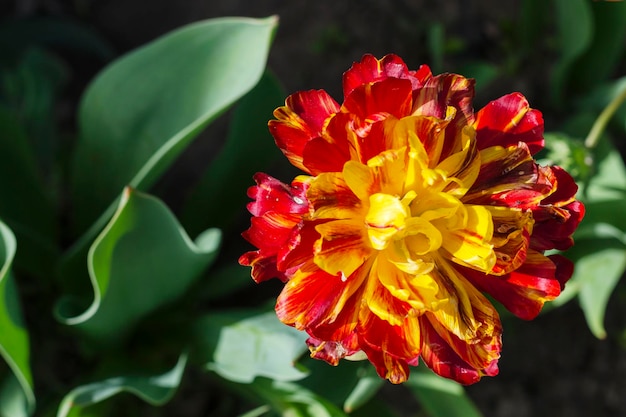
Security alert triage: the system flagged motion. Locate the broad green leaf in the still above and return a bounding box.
[406,367,483,417]
[0,220,35,416]
[0,107,57,277]
[55,188,221,346]
[342,371,384,413]
[57,352,187,417]
[194,310,308,383]
[458,62,498,94]
[0,374,31,417]
[570,1,626,92]
[198,263,255,302]
[181,70,285,236]
[574,200,626,240]
[542,132,591,182]
[245,379,349,417]
[238,405,271,417]
[298,356,364,406]
[571,243,626,339]
[349,398,401,417]
[582,138,626,201]
[551,0,593,103]
[70,16,278,235]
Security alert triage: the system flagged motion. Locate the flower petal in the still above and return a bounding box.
[276,261,367,331]
[474,92,544,154]
[314,219,372,277]
[420,317,499,385]
[343,54,431,98]
[343,77,414,121]
[461,250,567,320]
[269,90,340,172]
[440,205,496,273]
[463,143,554,208]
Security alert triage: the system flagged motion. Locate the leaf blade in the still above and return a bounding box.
[0,220,35,416]
[56,188,221,346]
[70,16,278,234]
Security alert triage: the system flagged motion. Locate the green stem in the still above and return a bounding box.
[584,84,626,149]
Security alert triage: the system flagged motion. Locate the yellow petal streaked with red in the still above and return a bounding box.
[241,53,584,385]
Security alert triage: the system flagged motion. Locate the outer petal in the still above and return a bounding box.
[412,73,476,161]
[306,333,360,366]
[343,77,414,121]
[463,143,554,208]
[276,261,366,332]
[239,174,310,282]
[461,250,567,320]
[474,92,544,154]
[420,316,499,385]
[343,53,432,98]
[358,310,421,384]
[531,167,584,251]
[245,173,309,217]
[269,90,340,172]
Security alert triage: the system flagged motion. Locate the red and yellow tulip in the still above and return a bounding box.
[240,54,584,384]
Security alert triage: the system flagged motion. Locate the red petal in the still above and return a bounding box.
[412,73,476,161]
[474,92,544,154]
[301,112,354,174]
[463,144,554,208]
[549,254,574,289]
[420,317,499,385]
[343,77,414,121]
[307,334,360,366]
[276,260,368,333]
[269,90,340,172]
[343,54,431,98]
[462,251,564,320]
[531,168,584,251]
[238,251,284,283]
[540,166,579,206]
[246,173,309,217]
[360,341,410,384]
[240,174,310,282]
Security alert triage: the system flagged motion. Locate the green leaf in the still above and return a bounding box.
[571,242,626,339]
[181,70,285,236]
[57,352,187,417]
[405,367,483,417]
[582,137,626,201]
[542,132,591,183]
[342,371,384,413]
[70,16,278,235]
[570,1,626,92]
[0,219,35,416]
[55,188,221,346]
[194,310,308,383]
[457,62,498,93]
[551,0,593,103]
[0,375,32,417]
[0,107,57,278]
[198,263,256,302]
[244,379,349,417]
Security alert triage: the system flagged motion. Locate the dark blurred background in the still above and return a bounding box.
[2,1,626,416]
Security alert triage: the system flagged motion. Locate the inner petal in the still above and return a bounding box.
[365,193,410,249]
